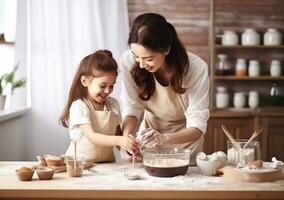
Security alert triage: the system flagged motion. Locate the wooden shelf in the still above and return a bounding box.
[214,76,284,80]
[211,106,284,118]
[215,45,284,49]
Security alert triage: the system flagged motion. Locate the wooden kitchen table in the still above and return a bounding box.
[0,161,284,200]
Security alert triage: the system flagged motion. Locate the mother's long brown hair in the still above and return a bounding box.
[128,13,189,100]
[59,50,118,127]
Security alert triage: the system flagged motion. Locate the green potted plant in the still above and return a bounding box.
[0,63,26,110]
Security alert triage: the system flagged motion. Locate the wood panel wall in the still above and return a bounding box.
[127,0,210,62]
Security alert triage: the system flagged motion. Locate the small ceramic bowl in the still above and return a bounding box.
[196,159,225,176]
[15,167,35,181]
[36,167,55,180]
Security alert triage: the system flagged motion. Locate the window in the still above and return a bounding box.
[0,0,16,76]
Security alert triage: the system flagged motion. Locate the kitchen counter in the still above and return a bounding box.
[0,161,284,200]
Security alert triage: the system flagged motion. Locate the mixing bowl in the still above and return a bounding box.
[143,148,190,177]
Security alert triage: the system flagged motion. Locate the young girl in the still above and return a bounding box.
[60,50,138,163]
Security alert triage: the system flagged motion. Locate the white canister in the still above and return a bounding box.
[248,60,260,77]
[264,28,283,46]
[222,30,239,46]
[216,86,229,109]
[241,29,260,46]
[248,91,259,109]
[235,58,247,76]
[270,60,282,77]
[234,92,246,108]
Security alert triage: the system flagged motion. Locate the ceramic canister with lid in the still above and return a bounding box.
[248,91,259,109]
[222,30,239,46]
[241,29,260,46]
[248,60,260,77]
[264,28,283,46]
[216,86,229,109]
[270,60,282,77]
[234,92,246,108]
[235,58,247,76]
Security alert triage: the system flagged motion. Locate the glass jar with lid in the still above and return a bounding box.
[241,29,260,46]
[248,91,259,109]
[248,60,260,77]
[215,54,233,75]
[270,60,282,77]
[216,86,229,109]
[233,92,246,108]
[235,58,247,76]
[264,28,283,46]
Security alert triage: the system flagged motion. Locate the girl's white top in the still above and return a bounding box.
[68,97,122,140]
[119,50,210,133]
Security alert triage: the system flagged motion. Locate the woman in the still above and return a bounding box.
[119,13,210,164]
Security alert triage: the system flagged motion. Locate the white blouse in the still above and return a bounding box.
[119,50,210,133]
[68,97,122,140]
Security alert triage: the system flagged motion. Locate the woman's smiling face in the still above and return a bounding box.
[130,43,167,73]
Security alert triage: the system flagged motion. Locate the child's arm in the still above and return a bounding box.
[79,124,138,152]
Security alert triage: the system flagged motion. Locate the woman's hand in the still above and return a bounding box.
[138,128,168,147]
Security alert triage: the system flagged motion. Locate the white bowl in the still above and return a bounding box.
[196,159,225,176]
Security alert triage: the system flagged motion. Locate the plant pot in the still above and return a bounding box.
[0,95,6,110]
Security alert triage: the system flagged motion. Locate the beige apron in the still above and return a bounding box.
[66,98,118,163]
[139,77,203,165]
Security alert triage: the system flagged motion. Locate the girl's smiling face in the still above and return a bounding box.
[81,70,117,103]
[130,43,168,73]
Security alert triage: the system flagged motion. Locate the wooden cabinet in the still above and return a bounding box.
[205,115,284,161]
[204,116,254,154]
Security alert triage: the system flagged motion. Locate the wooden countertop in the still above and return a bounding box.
[0,161,284,200]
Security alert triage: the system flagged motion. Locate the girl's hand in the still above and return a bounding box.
[118,134,139,153]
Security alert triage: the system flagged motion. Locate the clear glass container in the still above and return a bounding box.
[65,156,84,177]
[235,58,247,76]
[227,139,261,166]
[270,83,281,106]
[248,91,259,109]
[215,54,233,75]
[233,92,246,108]
[143,148,190,177]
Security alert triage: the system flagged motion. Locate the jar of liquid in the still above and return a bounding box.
[270,83,281,106]
[270,60,282,77]
[216,86,229,109]
[215,54,233,75]
[248,60,260,77]
[235,58,247,76]
[234,92,246,108]
[248,91,259,109]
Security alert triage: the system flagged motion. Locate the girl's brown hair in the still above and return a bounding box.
[128,13,189,100]
[59,50,118,127]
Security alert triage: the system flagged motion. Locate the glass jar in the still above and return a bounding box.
[270,83,281,106]
[248,60,260,77]
[241,29,260,46]
[235,58,247,76]
[222,30,239,46]
[248,91,259,109]
[227,139,261,166]
[264,28,283,46]
[215,54,233,75]
[216,86,229,109]
[270,60,282,77]
[233,92,246,108]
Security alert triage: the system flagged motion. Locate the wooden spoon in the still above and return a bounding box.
[221,125,241,149]
[242,128,263,150]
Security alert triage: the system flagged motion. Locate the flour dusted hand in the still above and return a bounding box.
[118,134,138,153]
[137,128,166,148]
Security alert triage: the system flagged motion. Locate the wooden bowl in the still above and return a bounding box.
[36,167,55,180]
[45,155,64,167]
[15,167,34,181]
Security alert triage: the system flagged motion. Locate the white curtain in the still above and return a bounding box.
[23,0,129,160]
